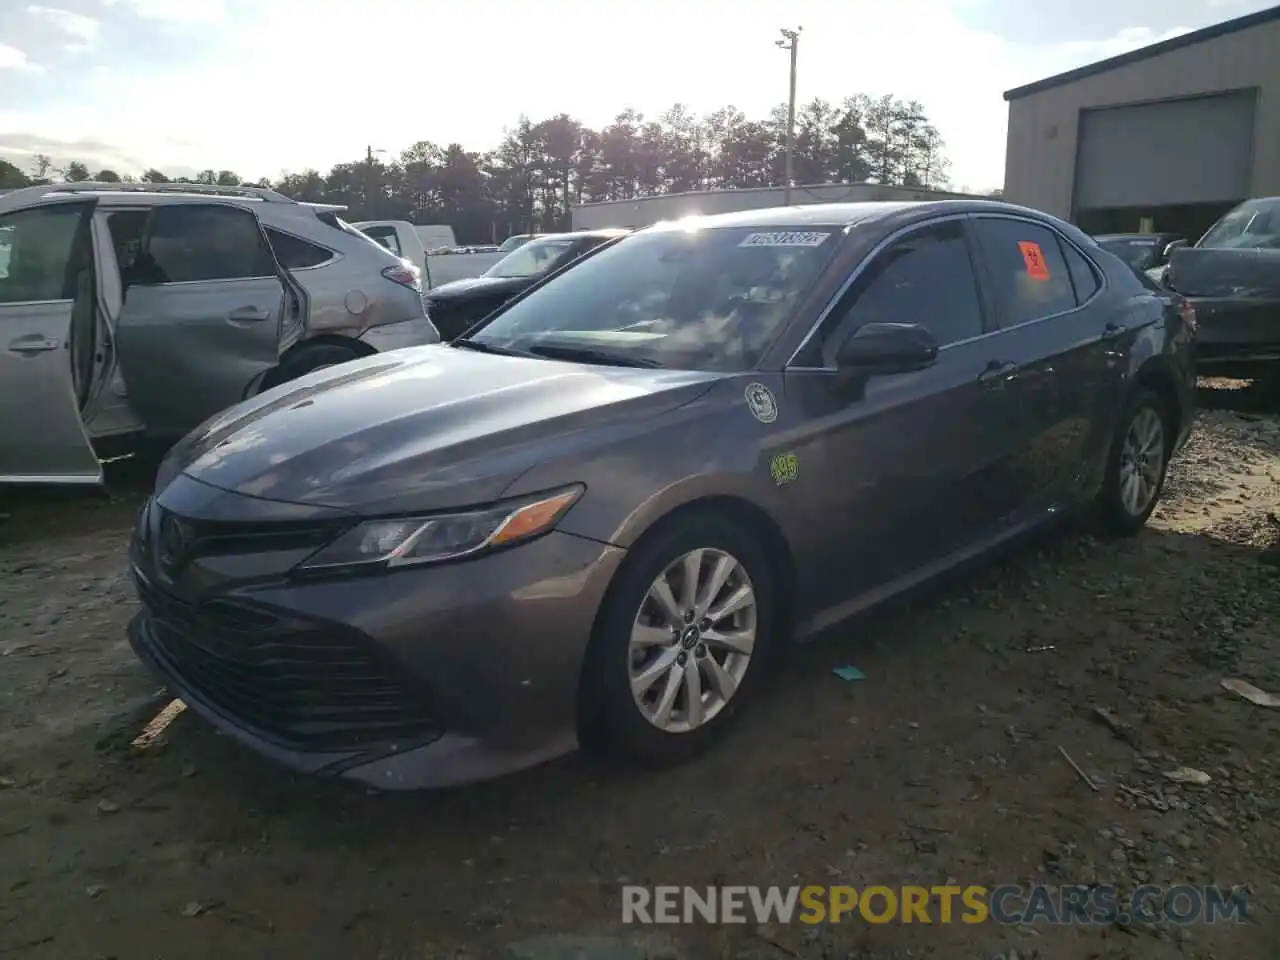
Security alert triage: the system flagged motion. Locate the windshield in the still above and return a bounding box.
[468,225,842,372]
[1198,198,1280,250]
[483,236,574,278]
[358,224,403,256]
[318,214,399,255]
[1097,237,1161,272]
[497,234,535,253]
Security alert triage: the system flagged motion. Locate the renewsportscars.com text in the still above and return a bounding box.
[622,884,1249,926]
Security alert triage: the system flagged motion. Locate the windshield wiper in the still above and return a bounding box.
[451,338,532,358]
[526,343,662,368]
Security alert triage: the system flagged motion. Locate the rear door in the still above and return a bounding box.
[968,214,1120,514]
[780,216,1020,616]
[115,202,286,438]
[0,200,103,484]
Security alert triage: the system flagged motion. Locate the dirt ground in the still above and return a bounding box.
[1,380,1278,960]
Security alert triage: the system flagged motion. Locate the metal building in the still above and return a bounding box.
[1002,4,1280,238]
[571,182,980,230]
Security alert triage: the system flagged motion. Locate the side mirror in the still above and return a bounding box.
[1162,239,1188,259]
[834,322,938,375]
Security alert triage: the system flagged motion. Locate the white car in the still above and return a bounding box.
[0,181,439,486]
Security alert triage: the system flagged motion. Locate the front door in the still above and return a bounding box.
[115,203,286,438]
[780,217,1019,624]
[0,200,103,484]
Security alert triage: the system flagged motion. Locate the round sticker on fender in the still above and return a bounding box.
[744,383,778,424]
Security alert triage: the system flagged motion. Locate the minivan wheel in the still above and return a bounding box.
[580,514,776,767]
[1096,387,1170,536]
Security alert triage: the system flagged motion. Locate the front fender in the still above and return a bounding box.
[500,380,787,549]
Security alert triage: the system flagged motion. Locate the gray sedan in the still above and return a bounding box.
[126,200,1196,789]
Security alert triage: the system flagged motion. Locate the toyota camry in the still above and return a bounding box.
[127,200,1196,789]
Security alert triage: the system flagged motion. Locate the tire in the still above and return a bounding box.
[1096,387,1171,536]
[579,512,777,767]
[266,344,364,390]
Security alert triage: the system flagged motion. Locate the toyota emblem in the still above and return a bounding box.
[157,514,188,568]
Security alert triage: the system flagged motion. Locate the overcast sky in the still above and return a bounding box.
[0,0,1274,191]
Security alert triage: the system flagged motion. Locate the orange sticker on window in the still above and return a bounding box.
[1017,241,1051,281]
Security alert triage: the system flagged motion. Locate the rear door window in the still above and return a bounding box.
[137,204,276,284]
[971,218,1077,326]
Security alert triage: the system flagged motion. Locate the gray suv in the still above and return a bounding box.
[0,181,439,486]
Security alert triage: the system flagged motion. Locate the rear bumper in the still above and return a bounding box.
[1189,297,1280,376]
[358,317,441,352]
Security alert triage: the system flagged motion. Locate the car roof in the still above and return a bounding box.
[0,181,347,216]
[641,199,1061,232]
[535,228,631,240]
[1096,233,1178,240]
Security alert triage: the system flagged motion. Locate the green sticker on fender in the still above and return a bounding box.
[770,453,799,486]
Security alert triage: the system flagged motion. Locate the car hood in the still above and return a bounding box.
[426,275,528,300]
[161,345,720,514]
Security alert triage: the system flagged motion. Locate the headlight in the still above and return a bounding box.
[296,485,583,572]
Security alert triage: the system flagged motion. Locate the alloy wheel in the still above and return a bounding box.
[628,548,756,733]
[1118,406,1165,517]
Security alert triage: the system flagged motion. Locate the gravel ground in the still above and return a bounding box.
[1,380,1278,960]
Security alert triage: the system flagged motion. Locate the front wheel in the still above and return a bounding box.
[1096,387,1171,536]
[579,514,776,767]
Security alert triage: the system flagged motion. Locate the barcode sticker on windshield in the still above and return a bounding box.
[738,232,830,248]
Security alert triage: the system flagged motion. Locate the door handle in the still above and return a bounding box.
[228,307,271,322]
[8,336,62,356]
[977,360,1019,388]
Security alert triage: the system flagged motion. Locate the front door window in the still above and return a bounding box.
[0,204,85,303]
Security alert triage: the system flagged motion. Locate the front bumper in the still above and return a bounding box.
[127,491,625,790]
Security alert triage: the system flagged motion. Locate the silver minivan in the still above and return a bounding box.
[0,182,440,486]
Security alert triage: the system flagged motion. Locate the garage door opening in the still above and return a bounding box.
[1071,89,1258,243]
[1075,201,1238,242]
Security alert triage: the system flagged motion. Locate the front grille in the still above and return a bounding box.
[147,505,345,569]
[135,574,441,752]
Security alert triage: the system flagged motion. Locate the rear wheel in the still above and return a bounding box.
[580,514,776,767]
[263,343,365,391]
[1096,387,1171,536]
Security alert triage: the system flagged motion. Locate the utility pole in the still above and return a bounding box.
[366,145,385,218]
[776,27,801,206]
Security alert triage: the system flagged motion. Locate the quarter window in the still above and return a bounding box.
[0,204,88,304]
[136,204,276,284]
[266,228,333,269]
[818,220,984,364]
[1059,240,1101,304]
[972,218,1076,325]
